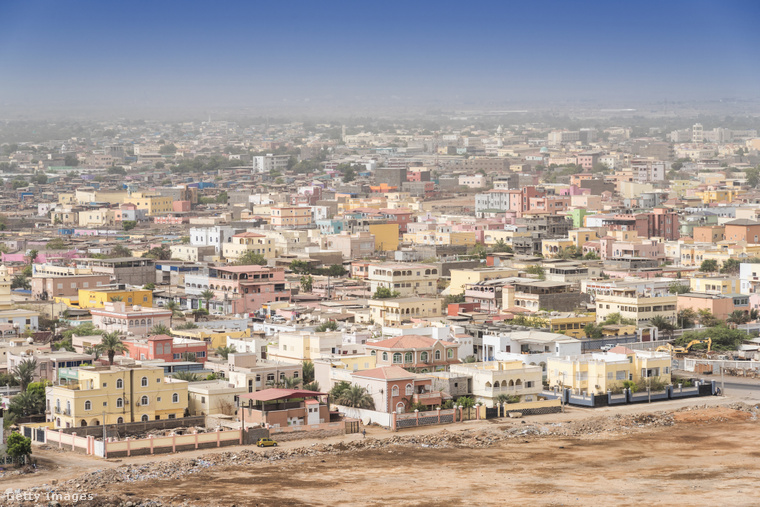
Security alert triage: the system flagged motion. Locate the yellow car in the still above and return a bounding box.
[256,438,278,447]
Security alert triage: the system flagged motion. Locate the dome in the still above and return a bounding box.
[539,147,549,153]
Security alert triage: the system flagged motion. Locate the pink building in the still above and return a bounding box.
[173,200,191,212]
[199,265,291,315]
[123,334,208,363]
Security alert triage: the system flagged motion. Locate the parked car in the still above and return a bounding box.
[600,344,615,352]
[257,438,278,447]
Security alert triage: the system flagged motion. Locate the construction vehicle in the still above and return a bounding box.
[656,338,712,355]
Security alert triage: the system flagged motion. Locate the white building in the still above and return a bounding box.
[482,329,582,376]
[252,154,289,174]
[189,226,240,254]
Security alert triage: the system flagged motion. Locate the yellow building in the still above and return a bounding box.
[368,297,442,327]
[75,188,129,205]
[568,229,600,247]
[689,275,741,295]
[547,349,672,395]
[51,208,78,226]
[73,288,153,309]
[124,193,173,215]
[221,232,275,262]
[47,365,188,428]
[544,313,597,339]
[696,188,737,204]
[172,327,251,349]
[270,206,313,228]
[267,331,344,364]
[78,208,116,227]
[448,267,519,295]
[367,263,440,297]
[595,289,677,328]
[542,238,575,258]
[58,193,76,206]
[368,222,399,251]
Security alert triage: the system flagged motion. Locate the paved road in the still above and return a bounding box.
[720,381,760,400]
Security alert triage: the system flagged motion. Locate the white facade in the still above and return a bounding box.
[252,154,289,174]
[189,226,239,254]
[482,330,582,374]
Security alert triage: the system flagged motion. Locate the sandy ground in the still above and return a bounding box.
[4,396,760,506]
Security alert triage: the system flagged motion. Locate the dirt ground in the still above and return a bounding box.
[5,400,760,506]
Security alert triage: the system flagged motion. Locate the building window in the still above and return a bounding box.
[392,385,399,396]
[84,400,92,411]
[267,373,275,381]
[392,353,402,364]
[141,396,149,405]
[117,398,123,408]
[382,352,388,361]
[141,414,149,422]
[447,349,454,359]
[172,393,179,403]
[435,350,441,360]
[141,377,148,387]
[405,383,413,396]
[404,352,413,363]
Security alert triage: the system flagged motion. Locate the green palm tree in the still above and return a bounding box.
[282,376,302,389]
[215,345,237,360]
[165,301,182,326]
[649,315,675,338]
[27,249,39,265]
[336,385,374,409]
[172,371,202,382]
[96,332,127,365]
[303,381,321,392]
[110,295,124,302]
[150,323,172,336]
[13,358,37,391]
[200,289,215,312]
[7,390,45,420]
[302,360,315,384]
[495,394,519,405]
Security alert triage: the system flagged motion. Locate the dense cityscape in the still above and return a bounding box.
[2,0,760,505]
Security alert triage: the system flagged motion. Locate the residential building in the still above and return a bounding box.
[594,288,677,327]
[326,231,375,259]
[90,301,172,337]
[238,388,328,428]
[449,361,543,406]
[368,297,443,327]
[77,257,156,286]
[47,365,189,428]
[75,288,152,309]
[547,347,672,395]
[187,380,247,417]
[367,263,440,297]
[8,350,94,384]
[222,232,276,262]
[31,272,111,301]
[349,365,440,413]
[270,206,313,228]
[365,334,459,372]
[123,334,209,363]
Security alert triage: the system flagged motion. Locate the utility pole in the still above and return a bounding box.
[721,365,725,396]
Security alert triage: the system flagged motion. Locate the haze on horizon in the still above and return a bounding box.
[1,0,758,118]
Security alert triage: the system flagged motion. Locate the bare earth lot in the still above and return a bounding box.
[4,402,760,506]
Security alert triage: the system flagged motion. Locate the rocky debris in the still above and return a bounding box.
[3,405,751,507]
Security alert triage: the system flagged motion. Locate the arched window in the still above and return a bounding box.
[447,349,454,359]
[267,373,274,381]
[141,414,149,422]
[116,378,123,389]
[370,350,376,356]
[117,417,124,424]
[435,350,441,360]
[485,382,492,388]
[420,351,429,362]
[392,353,402,364]
[129,320,134,326]
[405,383,413,396]
[84,400,92,411]
[116,398,123,408]
[141,396,149,405]
[141,377,148,387]
[404,352,413,363]
[172,393,179,403]
[382,352,388,361]
[391,385,399,396]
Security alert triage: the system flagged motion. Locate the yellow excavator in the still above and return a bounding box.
[656,338,712,355]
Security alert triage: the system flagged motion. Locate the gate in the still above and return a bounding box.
[485,407,498,419]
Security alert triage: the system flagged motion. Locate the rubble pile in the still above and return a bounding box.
[3,406,749,507]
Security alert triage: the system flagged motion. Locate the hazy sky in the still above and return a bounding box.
[1,0,759,114]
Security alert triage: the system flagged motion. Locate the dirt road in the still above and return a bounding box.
[4,399,759,506]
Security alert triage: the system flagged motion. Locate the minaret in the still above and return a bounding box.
[0,265,13,310]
